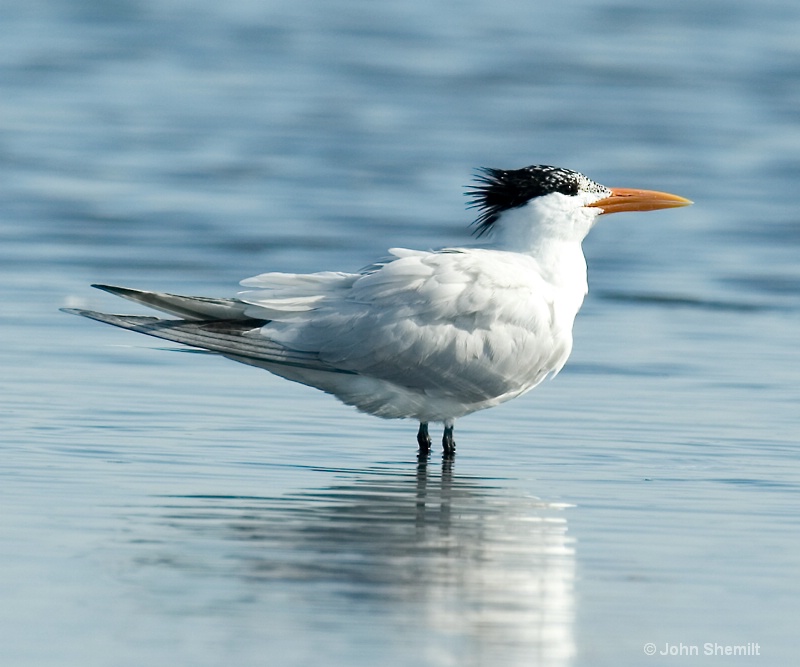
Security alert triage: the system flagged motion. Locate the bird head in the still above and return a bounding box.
[466,165,692,248]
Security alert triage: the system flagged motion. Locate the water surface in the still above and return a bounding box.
[2,1,799,665]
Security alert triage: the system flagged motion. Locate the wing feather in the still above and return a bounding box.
[61,309,354,374]
[239,248,566,402]
[69,247,571,406]
[91,284,248,321]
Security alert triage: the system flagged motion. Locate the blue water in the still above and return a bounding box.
[2,1,799,665]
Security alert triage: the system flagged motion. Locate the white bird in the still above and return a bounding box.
[64,165,691,456]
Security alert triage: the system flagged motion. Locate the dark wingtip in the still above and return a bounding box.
[91,284,130,296]
[59,307,115,323]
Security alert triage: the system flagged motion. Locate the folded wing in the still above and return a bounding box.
[67,247,564,405]
[62,307,355,374]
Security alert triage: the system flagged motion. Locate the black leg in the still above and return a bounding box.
[442,424,455,458]
[417,422,432,456]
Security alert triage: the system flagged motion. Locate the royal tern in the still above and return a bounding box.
[64,165,691,456]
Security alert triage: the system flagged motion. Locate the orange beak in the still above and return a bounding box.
[588,188,693,215]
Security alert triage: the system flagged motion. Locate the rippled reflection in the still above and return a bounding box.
[137,461,575,666]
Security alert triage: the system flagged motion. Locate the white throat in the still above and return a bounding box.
[490,193,600,275]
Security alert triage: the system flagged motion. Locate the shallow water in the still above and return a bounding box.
[2,1,799,665]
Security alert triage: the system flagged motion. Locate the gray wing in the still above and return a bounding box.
[62,303,354,375]
[90,284,249,320]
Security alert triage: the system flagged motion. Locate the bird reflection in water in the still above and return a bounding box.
[141,459,576,666]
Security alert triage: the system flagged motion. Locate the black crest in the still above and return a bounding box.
[466,165,595,236]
